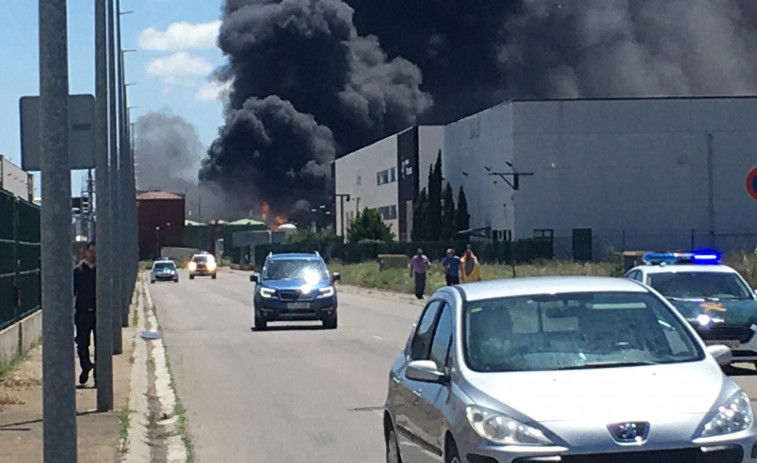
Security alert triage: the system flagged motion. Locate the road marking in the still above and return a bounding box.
[373,335,383,341]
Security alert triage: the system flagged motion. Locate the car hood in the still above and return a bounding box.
[261,279,330,290]
[464,361,725,423]
[669,299,757,326]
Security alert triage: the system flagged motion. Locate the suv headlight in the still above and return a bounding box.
[207,261,217,271]
[698,391,754,438]
[465,406,553,446]
[259,287,276,299]
[318,286,334,298]
[188,262,197,271]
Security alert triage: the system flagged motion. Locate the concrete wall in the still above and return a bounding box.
[335,134,400,237]
[0,310,41,368]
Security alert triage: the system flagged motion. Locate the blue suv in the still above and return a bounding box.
[250,252,340,330]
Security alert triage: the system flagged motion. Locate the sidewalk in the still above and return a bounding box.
[0,326,134,462]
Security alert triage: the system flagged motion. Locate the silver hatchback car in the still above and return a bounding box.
[384,276,757,463]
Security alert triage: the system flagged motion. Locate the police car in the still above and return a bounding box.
[625,251,757,365]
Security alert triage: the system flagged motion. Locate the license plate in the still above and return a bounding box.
[705,340,740,349]
[286,303,310,310]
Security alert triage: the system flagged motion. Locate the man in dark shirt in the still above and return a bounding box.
[73,241,96,385]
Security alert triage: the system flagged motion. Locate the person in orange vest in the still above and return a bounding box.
[460,245,482,283]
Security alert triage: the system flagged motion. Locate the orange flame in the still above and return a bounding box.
[261,201,270,218]
[274,216,286,225]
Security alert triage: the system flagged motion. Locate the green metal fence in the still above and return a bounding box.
[0,189,41,330]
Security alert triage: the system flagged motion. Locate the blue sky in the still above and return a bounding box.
[0,0,227,196]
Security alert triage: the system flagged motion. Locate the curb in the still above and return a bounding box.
[122,274,188,463]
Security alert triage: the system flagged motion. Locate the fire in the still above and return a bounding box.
[274,216,286,225]
[261,201,270,218]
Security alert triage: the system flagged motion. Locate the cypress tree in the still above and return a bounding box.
[441,182,456,240]
[455,186,470,237]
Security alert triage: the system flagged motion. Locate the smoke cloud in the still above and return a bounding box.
[200,0,432,217]
[199,0,757,219]
[501,0,757,98]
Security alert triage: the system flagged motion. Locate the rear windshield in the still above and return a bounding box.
[153,262,175,270]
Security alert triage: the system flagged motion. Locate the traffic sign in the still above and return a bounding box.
[747,166,757,201]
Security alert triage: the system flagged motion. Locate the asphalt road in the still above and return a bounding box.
[148,268,757,463]
[148,267,425,463]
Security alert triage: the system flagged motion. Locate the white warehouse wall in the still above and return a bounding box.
[334,134,399,238]
[444,102,515,236]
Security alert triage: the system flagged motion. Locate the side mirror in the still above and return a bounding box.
[250,273,259,283]
[333,272,341,282]
[405,360,448,384]
[706,344,733,367]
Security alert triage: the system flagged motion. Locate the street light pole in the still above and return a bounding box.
[155,226,160,258]
[39,0,77,459]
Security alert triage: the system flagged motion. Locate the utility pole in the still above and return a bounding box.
[95,0,114,411]
[39,0,77,460]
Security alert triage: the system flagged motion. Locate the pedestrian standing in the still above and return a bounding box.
[460,245,482,283]
[442,248,460,286]
[410,248,431,299]
[73,241,96,386]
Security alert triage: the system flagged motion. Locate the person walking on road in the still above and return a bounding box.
[460,245,482,283]
[73,241,96,386]
[410,248,431,299]
[442,248,460,286]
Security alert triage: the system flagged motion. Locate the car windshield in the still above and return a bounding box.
[263,260,329,282]
[648,271,753,300]
[464,291,704,372]
[153,262,175,270]
[193,256,210,263]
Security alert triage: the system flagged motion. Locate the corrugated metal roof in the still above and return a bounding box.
[137,191,183,200]
[227,218,266,226]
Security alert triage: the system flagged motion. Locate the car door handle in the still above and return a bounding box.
[391,376,401,384]
[412,388,422,398]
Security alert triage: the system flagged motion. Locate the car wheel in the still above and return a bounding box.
[254,313,267,331]
[212,273,217,280]
[323,313,337,330]
[445,437,460,463]
[189,274,194,280]
[174,279,179,283]
[150,279,155,284]
[386,426,402,463]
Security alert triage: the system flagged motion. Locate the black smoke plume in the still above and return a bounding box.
[200,0,431,217]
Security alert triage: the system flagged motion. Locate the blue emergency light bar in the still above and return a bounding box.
[642,251,721,265]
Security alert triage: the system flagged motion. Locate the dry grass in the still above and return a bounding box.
[329,259,619,295]
[330,252,757,295]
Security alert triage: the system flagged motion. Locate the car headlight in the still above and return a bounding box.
[699,391,754,438]
[207,261,217,271]
[188,262,197,271]
[465,406,553,446]
[259,287,276,299]
[318,286,334,298]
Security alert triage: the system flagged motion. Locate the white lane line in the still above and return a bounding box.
[372,335,384,341]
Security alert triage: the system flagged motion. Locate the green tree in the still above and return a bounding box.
[347,208,395,243]
[455,186,470,237]
[441,182,456,240]
[412,188,429,241]
[427,150,443,240]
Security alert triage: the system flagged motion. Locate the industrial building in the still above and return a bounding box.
[334,96,757,259]
[137,191,185,259]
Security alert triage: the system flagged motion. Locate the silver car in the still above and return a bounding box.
[384,276,757,463]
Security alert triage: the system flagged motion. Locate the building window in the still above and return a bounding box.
[470,117,480,139]
[534,229,554,239]
[376,168,397,186]
[377,205,397,220]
